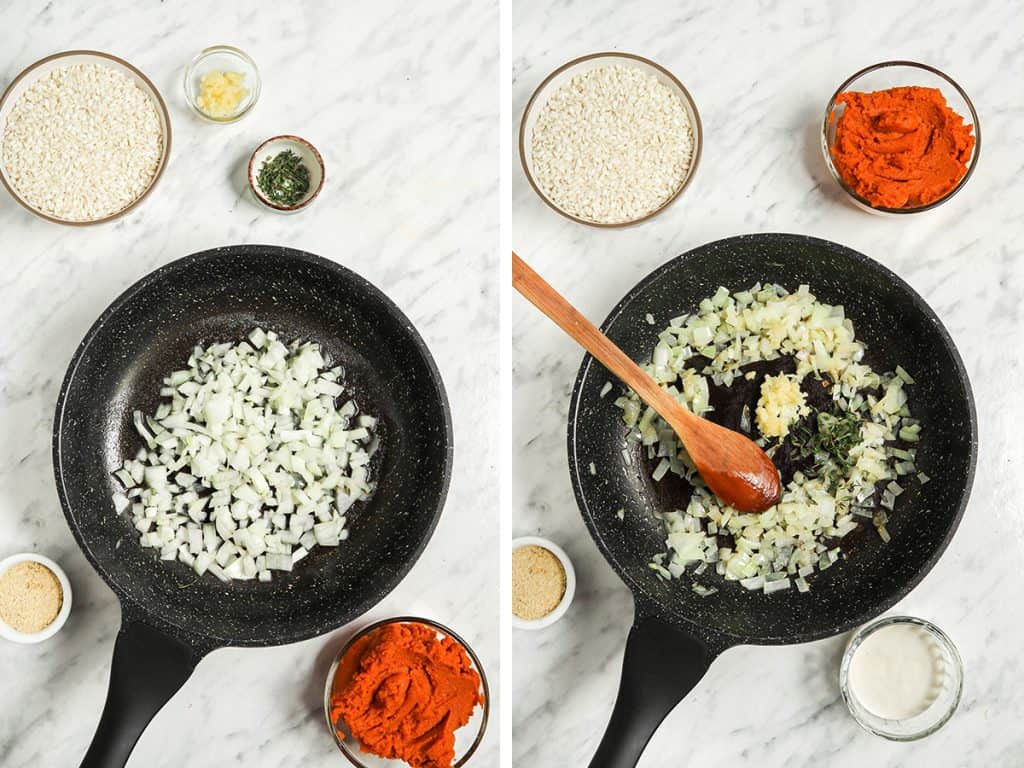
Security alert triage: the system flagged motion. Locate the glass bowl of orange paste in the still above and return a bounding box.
[821,60,980,215]
[324,617,490,768]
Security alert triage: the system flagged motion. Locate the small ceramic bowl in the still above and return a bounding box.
[511,536,575,630]
[839,615,963,740]
[821,60,980,215]
[0,50,172,225]
[519,51,702,228]
[183,45,260,123]
[324,617,489,767]
[0,553,72,644]
[248,135,325,213]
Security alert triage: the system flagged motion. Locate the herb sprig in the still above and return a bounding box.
[790,405,863,491]
[257,149,311,207]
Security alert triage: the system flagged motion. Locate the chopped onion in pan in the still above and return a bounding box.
[610,283,927,595]
[111,329,377,582]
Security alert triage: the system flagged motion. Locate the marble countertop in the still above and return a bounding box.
[511,1,1023,766]
[0,2,497,766]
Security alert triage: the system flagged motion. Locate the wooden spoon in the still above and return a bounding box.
[513,252,781,514]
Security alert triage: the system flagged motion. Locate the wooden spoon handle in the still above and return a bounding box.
[513,252,781,513]
[512,253,690,424]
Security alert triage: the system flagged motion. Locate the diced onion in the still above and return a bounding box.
[110,329,377,582]
[623,284,924,596]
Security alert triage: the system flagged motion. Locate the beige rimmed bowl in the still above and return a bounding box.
[519,51,702,228]
[0,50,171,225]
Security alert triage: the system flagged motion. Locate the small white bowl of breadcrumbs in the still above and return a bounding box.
[0,553,72,644]
[512,536,575,630]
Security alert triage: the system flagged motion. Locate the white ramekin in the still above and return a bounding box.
[512,536,576,630]
[0,553,73,644]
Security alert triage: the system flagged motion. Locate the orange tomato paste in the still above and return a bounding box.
[330,622,483,768]
[830,86,975,209]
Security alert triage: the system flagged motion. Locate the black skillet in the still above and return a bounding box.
[53,245,453,768]
[567,234,976,768]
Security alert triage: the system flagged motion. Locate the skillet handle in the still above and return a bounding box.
[80,620,201,768]
[588,614,723,768]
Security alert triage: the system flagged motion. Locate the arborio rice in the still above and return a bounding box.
[2,62,163,221]
[530,64,694,224]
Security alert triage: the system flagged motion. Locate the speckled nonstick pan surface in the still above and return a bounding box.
[567,233,976,768]
[53,245,452,768]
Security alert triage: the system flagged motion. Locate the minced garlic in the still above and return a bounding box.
[196,70,248,118]
[756,373,808,438]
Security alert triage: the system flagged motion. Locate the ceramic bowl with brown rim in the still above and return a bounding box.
[519,51,702,228]
[248,135,325,214]
[0,50,171,226]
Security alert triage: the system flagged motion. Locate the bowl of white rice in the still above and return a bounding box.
[520,52,701,227]
[0,50,171,225]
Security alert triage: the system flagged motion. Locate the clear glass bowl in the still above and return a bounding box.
[839,615,963,740]
[183,45,260,123]
[821,60,980,215]
[323,617,490,767]
[519,51,702,228]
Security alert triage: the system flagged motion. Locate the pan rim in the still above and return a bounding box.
[52,244,454,648]
[567,232,977,646]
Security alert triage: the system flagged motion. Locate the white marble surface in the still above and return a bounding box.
[0,1,497,766]
[511,1,1023,766]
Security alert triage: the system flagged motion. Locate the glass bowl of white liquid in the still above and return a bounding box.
[839,615,963,740]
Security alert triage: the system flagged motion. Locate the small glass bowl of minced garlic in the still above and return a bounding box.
[184,45,260,122]
[0,553,72,643]
[511,536,575,630]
